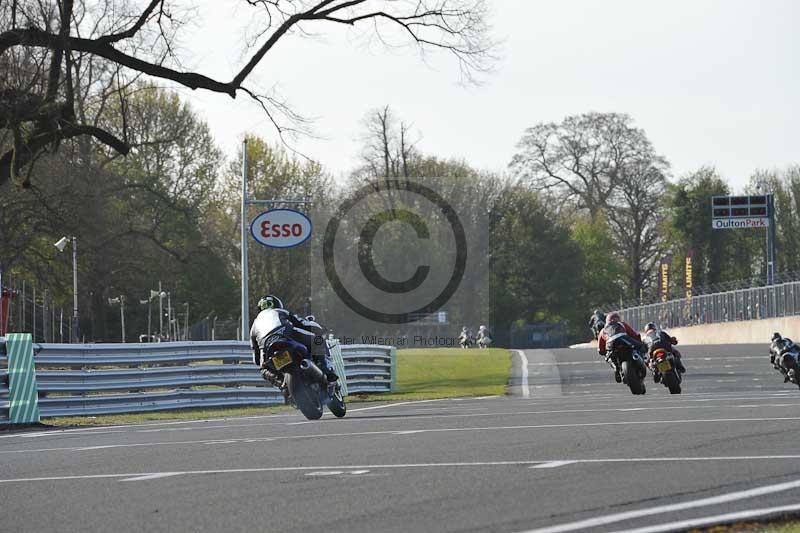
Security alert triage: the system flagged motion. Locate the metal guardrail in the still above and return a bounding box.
[0,340,395,419]
[616,281,800,332]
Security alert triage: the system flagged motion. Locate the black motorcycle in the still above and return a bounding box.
[605,333,648,395]
[770,347,800,389]
[263,339,346,420]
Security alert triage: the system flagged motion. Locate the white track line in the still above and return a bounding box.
[120,472,182,482]
[3,456,800,484]
[516,477,800,533]
[4,417,800,455]
[609,502,800,533]
[516,350,530,398]
[529,461,576,469]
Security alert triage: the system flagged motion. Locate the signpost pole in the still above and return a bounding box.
[767,193,776,285]
[241,139,250,341]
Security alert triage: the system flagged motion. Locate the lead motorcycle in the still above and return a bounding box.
[263,338,346,420]
[605,331,648,395]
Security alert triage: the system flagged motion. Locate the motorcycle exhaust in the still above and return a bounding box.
[299,359,326,383]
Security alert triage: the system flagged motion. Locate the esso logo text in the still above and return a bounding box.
[250,209,313,249]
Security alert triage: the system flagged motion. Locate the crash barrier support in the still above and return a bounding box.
[1,334,41,424]
[0,340,394,419]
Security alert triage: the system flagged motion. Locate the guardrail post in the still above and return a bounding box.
[390,346,397,392]
[6,333,40,424]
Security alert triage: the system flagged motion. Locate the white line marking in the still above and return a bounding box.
[120,472,182,482]
[515,477,800,533]
[305,471,343,476]
[4,455,800,484]
[516,350,530,398]
[347,399,449,412]
[609,503,800,533]
[4,418,800,456]
[529,461,576,469]
[349,470,370,475]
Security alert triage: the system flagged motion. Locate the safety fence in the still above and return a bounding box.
[616,281,800,332]
[0,339,395,421]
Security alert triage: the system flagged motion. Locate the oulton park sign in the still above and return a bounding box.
[711,217,769,230]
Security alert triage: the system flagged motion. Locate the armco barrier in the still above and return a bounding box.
[0,339,395,419]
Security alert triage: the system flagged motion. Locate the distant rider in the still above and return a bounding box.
[598,312,646,383]
[250,295,338,397]
[477,325,493,348]
[642,322,687,378]
[770,332,799,382]
[459,327,474,349]
[589,310,606,339]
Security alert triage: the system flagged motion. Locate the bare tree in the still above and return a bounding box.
[510,112,670,296]
[0,0,494,188]
[358,105,418,179]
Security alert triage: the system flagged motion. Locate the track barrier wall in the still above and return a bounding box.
[0,338,394,422]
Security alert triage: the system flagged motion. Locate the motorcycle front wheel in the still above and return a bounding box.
[327,384,347,418]
[287,373,323,420]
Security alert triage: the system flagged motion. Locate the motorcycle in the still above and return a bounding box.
[605,333,647,395]
[648,347,682,394]
[459,332,474,349]
[770,348,800,389]
[263,339,346,420]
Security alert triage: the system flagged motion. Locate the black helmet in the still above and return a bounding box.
[772,332,782,341]
[257,295,284,311]
[645,322,656,332]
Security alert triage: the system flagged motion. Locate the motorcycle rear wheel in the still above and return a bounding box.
[662,370,682,394]
[622,360,645,395]
[287,373,323,420]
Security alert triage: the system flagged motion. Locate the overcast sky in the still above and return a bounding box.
[175,0,798,191]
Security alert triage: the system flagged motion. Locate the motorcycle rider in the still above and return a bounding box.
[598,312,646,383]
[770,332,800,382]
[459,326,474,349]
[250,295,338,397]
[642,322,687,381]
[589,310,606,339]
[477,325,493,348]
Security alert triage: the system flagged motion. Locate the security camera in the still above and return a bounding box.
[54,236,69,252]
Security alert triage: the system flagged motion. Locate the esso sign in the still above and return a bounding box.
[250,209,312,248]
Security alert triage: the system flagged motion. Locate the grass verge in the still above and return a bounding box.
[353,347,512,402]
[40,348,512,427]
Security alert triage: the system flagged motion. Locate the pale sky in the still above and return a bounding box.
[173,0,798,191]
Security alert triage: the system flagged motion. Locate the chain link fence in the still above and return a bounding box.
[616,281,800,332]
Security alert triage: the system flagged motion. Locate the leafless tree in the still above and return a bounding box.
[0,0,494,188]
[510,112,670,296]
[358,105,419,179]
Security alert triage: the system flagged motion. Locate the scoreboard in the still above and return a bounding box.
[711,195,770,229]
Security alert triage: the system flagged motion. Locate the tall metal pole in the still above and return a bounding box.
[767,193,776,285]
[72,236,79,343]
[158,281,163,339]
[120,296,126,343]
[241,139,250,341]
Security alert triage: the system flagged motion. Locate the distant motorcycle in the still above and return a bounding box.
[262,338,346,420]
[769,336,800,389]
[605,332,647,395]
[459,330,474,349]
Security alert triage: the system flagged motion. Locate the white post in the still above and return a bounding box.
[72,236,79,343]
[167,291,172,341]
[158,281,163,339]
[241,139,250,341]
[120,296,126,343]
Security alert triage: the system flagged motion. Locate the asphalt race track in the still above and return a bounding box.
[3,344,800,533]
